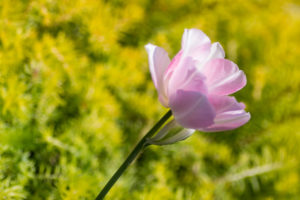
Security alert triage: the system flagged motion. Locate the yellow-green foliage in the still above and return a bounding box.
[0,0,299,199]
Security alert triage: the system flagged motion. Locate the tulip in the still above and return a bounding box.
[145,28,250,144]
[95,29,251,199]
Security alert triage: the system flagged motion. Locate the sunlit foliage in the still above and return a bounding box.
[0,0,299,199]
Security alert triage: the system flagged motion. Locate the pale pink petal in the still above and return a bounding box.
[194,42,225,71]
[164,50,183,79]
[167,57,194,94]
[167,57,207,96]
[169,90,216,129]
[145,43,171,106]
[188,43,211,65]
[206,42,225,60]
[179,70,207,93]
[209,95,246,112]
[200,95,250,132]
[165,45,210,85]
[202,58,246,95]
[181,28,211,54]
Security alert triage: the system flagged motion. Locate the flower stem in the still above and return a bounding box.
[95,110,172,200]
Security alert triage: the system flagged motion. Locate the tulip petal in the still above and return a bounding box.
[202,58,246,95]
[194,42,225,71]
[188,43,211,63]
[145,43,171,106]
[207,42,225,60]
[200,95,250,132]
[169,90,216,129]
[164,50,183,81]
[181,28,211,54]
[167,56,208,97]
[180,70,207,93]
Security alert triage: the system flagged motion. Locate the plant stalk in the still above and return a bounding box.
[95,110,172,200]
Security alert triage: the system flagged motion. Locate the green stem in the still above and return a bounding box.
[95,110,172,200]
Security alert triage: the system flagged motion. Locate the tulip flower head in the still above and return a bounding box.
[145,29,250,144]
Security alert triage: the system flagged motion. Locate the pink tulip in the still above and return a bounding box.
[145,28,250,132]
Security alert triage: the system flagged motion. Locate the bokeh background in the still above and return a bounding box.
[0,0,300,199]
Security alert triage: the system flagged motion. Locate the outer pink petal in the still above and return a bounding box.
[164,50,183,80]
[181,28,211,54]
[202,58,246,95]
[200,95,250,132]
[145,44,171,106]
[169,90,216,129]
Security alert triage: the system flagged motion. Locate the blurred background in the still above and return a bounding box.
[0,0,299,199]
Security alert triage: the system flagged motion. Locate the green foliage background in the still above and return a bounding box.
[0,0,299,199]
